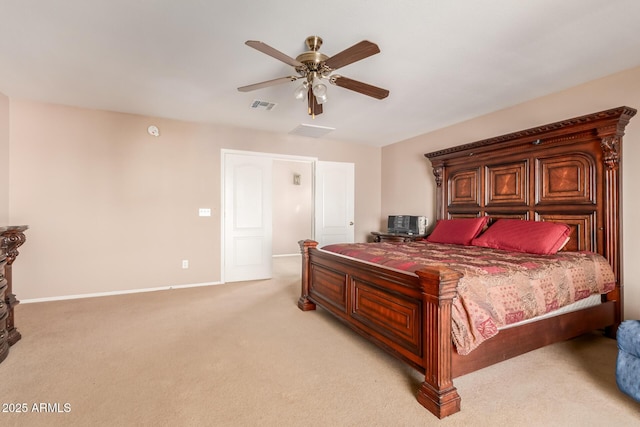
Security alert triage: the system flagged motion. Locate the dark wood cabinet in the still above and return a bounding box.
[0,225,27,364]
[0,252,7,363]
[371,231,427,243]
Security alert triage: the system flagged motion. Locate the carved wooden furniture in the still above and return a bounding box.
[0,238,7,363]
[298,106,636,418]
[0,225,28,364]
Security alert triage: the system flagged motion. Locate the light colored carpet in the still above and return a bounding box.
[2,256,639,426]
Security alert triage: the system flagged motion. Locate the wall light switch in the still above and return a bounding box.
[199,208,211,217]
[182,260,189,269]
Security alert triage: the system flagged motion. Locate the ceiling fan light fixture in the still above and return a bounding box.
[314,90,328,105]
[312,82,327,97]
[312,77,328,104]
[293,81,308,100]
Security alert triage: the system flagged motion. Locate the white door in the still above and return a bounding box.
[314,161,355,247]
[223,153,272,282]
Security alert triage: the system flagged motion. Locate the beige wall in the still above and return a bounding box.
[382,65,640,320]
[0,92,9,224]
[272,159,313,255]
[10,66,639,316]
[8,100,381,300]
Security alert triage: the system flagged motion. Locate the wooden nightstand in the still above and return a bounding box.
[371,231,427,243]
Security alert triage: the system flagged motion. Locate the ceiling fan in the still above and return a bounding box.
[237,36,389,117]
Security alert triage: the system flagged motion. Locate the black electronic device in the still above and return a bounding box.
[387,215,427,235]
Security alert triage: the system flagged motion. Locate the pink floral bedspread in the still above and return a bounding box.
[322,241,615,355]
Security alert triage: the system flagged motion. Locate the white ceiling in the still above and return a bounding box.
[2,0,640,147]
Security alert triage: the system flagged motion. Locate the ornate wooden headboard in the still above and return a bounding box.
[425,106,636,321]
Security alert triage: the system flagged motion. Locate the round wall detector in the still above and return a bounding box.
[147,125,160,137]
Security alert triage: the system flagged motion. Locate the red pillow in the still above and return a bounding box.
[426,217,490,246]
[471,219,570,255]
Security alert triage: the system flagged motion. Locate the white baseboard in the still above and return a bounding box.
[20,281,224,304]
[21,255,300,304]
[272,253,301,258]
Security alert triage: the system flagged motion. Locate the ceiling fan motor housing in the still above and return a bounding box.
[296,36,329,76]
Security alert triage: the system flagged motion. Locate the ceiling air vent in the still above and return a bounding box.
[289,124,335,138]
[250,100,277,111]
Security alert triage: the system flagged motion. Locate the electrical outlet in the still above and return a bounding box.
[198,208,211,217]
[182,260,189,269]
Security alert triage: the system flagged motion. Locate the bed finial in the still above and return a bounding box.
[432,166,443,187]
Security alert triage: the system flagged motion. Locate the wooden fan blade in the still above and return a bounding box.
[330,76,389,99]
[245,40,304,68]
[324,40,380,70]
[237,76,299,92]
[307,87,323,117]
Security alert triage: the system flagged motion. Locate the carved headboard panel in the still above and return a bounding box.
[425,106,636,284]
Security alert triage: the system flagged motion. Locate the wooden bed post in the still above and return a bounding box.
[600,133,622,336]
[415,267,463,419]
[595,107,636,336]
[298,240,317,311]
[597,109,634,335]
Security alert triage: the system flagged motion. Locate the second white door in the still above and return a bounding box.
[314,161,355,247]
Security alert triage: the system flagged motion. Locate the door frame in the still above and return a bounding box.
[221,149,317,283]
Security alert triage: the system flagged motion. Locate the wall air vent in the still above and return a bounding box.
[289,124,335,138]
[250,100,277,111]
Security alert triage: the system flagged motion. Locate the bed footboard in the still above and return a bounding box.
[298,240,463,419]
